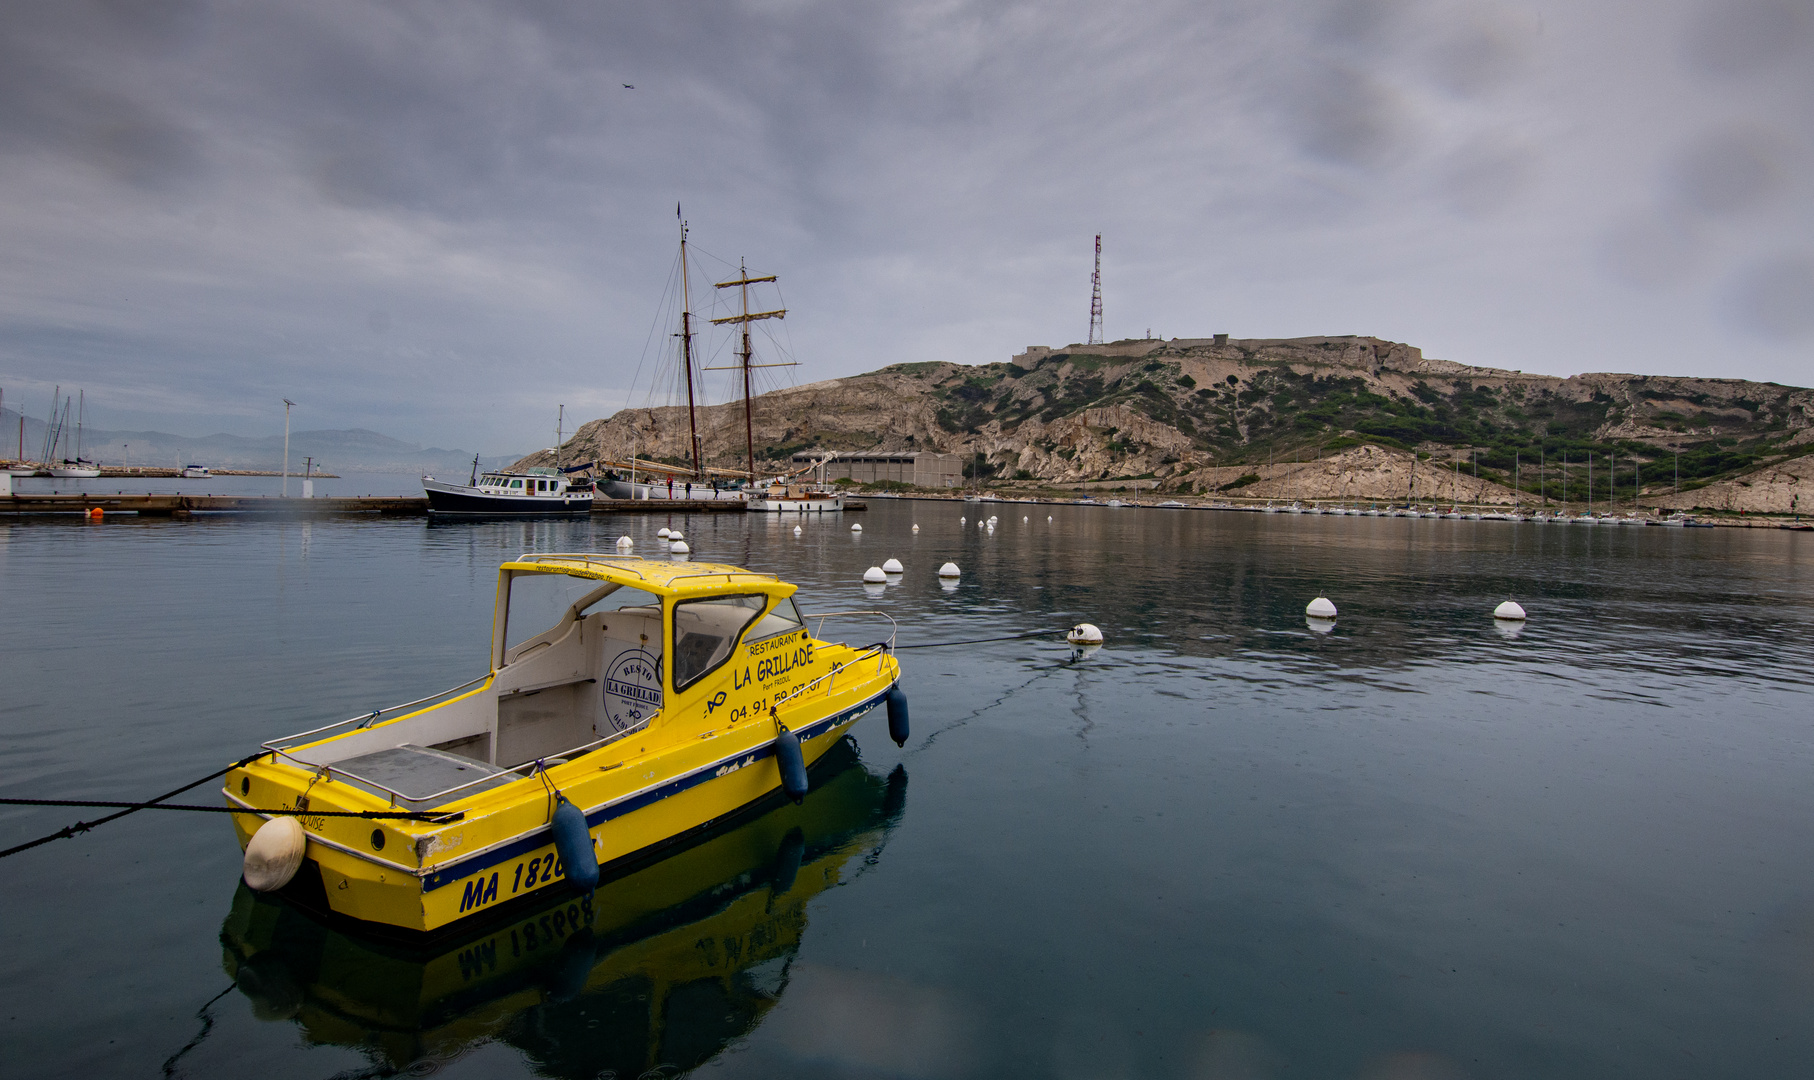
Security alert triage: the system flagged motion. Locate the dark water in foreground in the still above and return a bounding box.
[3,501,1813,1078]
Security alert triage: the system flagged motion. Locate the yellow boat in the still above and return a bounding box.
[215,743,905,1075]
[223,552,906,933]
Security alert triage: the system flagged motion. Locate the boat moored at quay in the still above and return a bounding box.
[423,468,593,515]
[224,553,908,933]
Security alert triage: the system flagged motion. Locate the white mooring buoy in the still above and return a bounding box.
[1306,596,1338,619]
[1067,623,1104,645]
[616,535,634,551]
[863,566,887,583]
[1023,516,1029,522]
[960,516,966,525]
[851,523,862,532]
[938,562,961,578]
[1494,600,1527,621]
[1047,515,1053,522]
[912,523,920,532]
[670,540,690,554]
[882,558,904,574]
[658,527,671,539]
[668,530,684,542]
[793,525,803,536]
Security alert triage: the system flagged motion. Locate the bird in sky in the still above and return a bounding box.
[623,83,634,89]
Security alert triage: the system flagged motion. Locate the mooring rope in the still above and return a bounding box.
[894,628,1076,650]
[0,751,273,861]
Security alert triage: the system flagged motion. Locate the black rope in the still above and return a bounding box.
[0,751,269,861]
[0,799,452,821]
[895,628,1075,650]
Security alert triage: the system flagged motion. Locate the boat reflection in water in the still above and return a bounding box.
[218,739,906,1077]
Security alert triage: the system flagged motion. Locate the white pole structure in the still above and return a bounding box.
[282,399,296,497]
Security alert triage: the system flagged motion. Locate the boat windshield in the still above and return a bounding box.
[746,596,802,642]
[672,594,767,691]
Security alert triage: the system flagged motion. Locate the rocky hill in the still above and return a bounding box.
[524,336,1814,512]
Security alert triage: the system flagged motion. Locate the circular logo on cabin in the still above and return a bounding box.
[602,649,662,733]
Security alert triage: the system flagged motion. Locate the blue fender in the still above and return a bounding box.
[551,797,599,892]
[886,684,910,747]
[775,724,809,804]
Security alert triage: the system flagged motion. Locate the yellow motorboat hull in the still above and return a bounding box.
[226,678,891,933]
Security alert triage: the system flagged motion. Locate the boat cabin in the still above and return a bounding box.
[268,555,809,809]
[474,467,590,497]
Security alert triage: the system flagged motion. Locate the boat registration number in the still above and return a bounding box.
[458,850,567,913]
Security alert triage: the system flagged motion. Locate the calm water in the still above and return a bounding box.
[3,501,1813,1079]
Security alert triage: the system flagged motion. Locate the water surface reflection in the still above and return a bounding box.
[212,742,904,1077]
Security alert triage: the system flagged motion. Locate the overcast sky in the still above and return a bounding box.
[0,0,1809,453]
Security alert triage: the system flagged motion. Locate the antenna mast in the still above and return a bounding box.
[677,211,703,479]
[1088,233,1104,346]
[710,262,791,483]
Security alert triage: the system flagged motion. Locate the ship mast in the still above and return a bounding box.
[678,213,703,479]
[710,261,790,483]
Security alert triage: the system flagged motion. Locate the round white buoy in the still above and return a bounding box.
[793,525,803,536]
[863,566,887,583]
[670,540,690,554]
[1494,600,1527,621]
[1023,516,1029,522]
[937,561,961,577]
[882,558,904,573]
[960,516,966,525]
[243,816,307,892]
[657,527,671,539]
[1047,515,1053,521]
[912,523,920,532]
[615,535,634,550]
[1066,623,1104,645]
[978,521,985,529]
[1306,616,1337,634]
[668,530,684,542]
[1306,596,1338,619]
[989,516,998,524]
[851,523,862,532]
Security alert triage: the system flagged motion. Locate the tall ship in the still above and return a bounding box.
[601,213,839,510]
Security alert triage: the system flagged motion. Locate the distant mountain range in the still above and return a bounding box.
[0,409,522,475]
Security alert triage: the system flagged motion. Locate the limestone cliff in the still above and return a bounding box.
[519,335,1814,511]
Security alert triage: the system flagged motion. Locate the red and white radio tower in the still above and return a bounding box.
[1087,233,1104,345]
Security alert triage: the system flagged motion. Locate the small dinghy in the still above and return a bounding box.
[225,553,907,933]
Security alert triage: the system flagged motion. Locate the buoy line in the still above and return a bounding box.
[0,751,269,860]
[895,628,1079,649]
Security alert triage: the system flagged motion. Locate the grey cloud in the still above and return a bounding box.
[1726,254,1814,338]
[1424,10,1539,98]
[1,0,1812,451]
[1437,135,1540,216]
[1598,215,1710,290]
[1668,125,1788,215]
[1683,0,1810,78]
[1283,64,1418,168]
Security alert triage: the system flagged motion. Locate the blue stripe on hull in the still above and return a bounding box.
[420,687,888,892]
